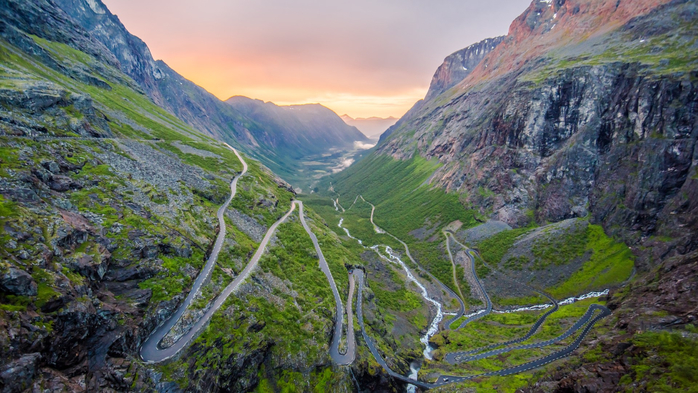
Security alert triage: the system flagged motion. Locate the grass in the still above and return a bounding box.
[531,223,588,270]
[619,331,698,392]
[425,297,608,389]
[549,224,634,298]
[476,227,533,266]
[522,15,698,86]
[369,278,422,312]
[139,249,205,303]
[312,154,479,294]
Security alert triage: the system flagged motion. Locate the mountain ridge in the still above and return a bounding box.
[51,0,368,188]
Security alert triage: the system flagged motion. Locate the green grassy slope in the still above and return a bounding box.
[0,27,389,391]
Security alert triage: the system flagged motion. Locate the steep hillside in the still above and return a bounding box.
[226,96,369,187]
[0,1,417,391]
[424,36,505,101]
[321,0,698,390]
[50,0,369,188]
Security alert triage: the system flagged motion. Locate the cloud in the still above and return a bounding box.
[354,141,377,150]
[332,158,355,173]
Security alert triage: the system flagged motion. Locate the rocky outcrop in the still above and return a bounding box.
[0,268,37,297]
[0,353,41,393]
[424,36,505,101]
[378,0,698,267]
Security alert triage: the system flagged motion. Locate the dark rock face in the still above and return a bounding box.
[0,353,41,393]
[0,268,37,297]
[381,61,698,266]
[184,340,272,393]
[424,36,505,101]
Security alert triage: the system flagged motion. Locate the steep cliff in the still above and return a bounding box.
[379,35,504,143]
[424,36,505,101]
[329,0,698,390]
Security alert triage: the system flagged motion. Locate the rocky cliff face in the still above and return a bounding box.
[380,35,504,143]
[424,36,505,101]
[379,0,698,266]
[354,0,698,390]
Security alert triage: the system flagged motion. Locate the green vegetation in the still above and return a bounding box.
[0,194,18,218]
[477,227,532,266]
[473,219,633,299]
[369,278,422,312]
[620,331,698,392]
[426,298,607,389]
[550,224,634,298]
[328,154,477,239]
[531,223,588,270]
[139,250,205,303]
[523,16,698,85]
[0,28,359,391]
[313,154,478,293]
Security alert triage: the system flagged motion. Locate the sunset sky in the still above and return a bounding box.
[103,0,531,118]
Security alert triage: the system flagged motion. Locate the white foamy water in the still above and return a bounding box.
[494,289,610,314]
[406,362,420,393]
[383,246,443,360]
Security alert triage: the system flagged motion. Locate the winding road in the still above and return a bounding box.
[445,234,493,330]
[342,196,612,389]
[140,146,358,366]
[357,196,467,329]
[298,201,356,365]
[136,145,612,387]
[444,232,562,363]
[140,144,251,363]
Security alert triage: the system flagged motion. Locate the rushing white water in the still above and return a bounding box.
[339,215,443,389]
[406,362,420,393]
[494,289,610,314]
[384,246,444,360]
[333,199,339,211]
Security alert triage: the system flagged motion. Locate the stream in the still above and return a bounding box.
[336,217,443,392]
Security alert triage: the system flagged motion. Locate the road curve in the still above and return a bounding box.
[445,232,561,363]
[449,237,493,330]
[297,201,356,365]
[140,144,249,362]
[355,270,436,390]
[141,200,297,362]
[356,247,611,389]
[349,200,612,389]
[444,232,467,329]
[435,304,612,384]
[357,196,466,328]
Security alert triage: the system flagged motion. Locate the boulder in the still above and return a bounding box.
[0,267,37,296]
[48,175,82,192]
[68,254,108,281]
